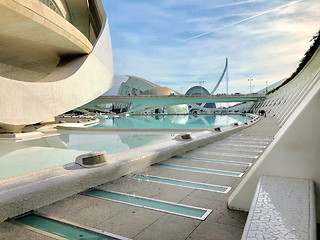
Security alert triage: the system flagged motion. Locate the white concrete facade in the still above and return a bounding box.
[228,44,320,222]
[0,0,113,132]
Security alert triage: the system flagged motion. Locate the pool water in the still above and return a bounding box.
[0,114,251,180]
[59,132,172,152]
[0,132,172,179]
[93,114,251,129]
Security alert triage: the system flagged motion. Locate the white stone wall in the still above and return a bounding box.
[228,45,320,223]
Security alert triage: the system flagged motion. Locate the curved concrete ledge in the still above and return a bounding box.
[2,0,93,54]
[56,127,210,133]
[0,0,93,83]
[0,132,44,141]
[55,123,256,133]
[55,114,257,133]
[0,118,259,221]
[0,0,113,132]
[56,118,100,128]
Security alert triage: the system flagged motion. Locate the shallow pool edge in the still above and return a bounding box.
[0,115,260,222]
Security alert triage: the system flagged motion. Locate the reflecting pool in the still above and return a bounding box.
[0,114,252,180]
[0,132,171,179]
[93,114,251,129]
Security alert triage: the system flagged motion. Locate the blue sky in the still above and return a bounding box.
[102,0,320,94]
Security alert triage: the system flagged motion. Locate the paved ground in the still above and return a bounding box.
[0,117,280,240]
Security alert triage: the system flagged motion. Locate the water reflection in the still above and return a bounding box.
[0,114,251,179]
[94,114,251,129]
[119,134,171,149]
[0,134,86,179]
[60,132,171,152]
[0,132,171,179]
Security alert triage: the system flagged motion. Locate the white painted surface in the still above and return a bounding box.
[228,45,320,223]
[242,176,316,240]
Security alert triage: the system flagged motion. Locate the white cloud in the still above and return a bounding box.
[105,0,320,94]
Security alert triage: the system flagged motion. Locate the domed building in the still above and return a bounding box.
[185,86,216,114]
[185,86,210,96]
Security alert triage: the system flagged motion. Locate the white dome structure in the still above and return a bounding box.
[185,86,216,113]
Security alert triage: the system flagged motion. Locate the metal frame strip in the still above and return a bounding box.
[175,156,251,166]
[156,163,243,177]
[83,189,212,221]
[130,174,232,193]
[11,212,131,240]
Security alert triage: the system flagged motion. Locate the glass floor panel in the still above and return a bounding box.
[84,189,211,220]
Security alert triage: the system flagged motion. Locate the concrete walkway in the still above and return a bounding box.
[0,117,280,240]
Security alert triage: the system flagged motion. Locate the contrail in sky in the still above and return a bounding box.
[201,0,256,10]
[184,0,302,42]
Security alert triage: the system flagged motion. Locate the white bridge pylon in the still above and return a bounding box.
[211,57,228,95]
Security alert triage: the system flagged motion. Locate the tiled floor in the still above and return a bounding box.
[2,117,280,240]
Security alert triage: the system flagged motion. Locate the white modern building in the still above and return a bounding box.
[110,75,188,114]
[0,0,113,133]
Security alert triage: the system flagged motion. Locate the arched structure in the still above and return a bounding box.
[185,58,229,113]
[211,57,228,95]
[0,0,113,132]
[185,86,216,113]
[185,86,210,95]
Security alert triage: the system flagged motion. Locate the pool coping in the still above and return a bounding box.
[0,115,259,221]
[56,114,255,133]
[56,127,220,133]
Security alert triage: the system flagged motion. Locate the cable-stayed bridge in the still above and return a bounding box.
[82,58,258,113]
[81,94,265,113]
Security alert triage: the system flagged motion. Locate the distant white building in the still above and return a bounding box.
[108,75,188,114]
[228,78,287,113]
